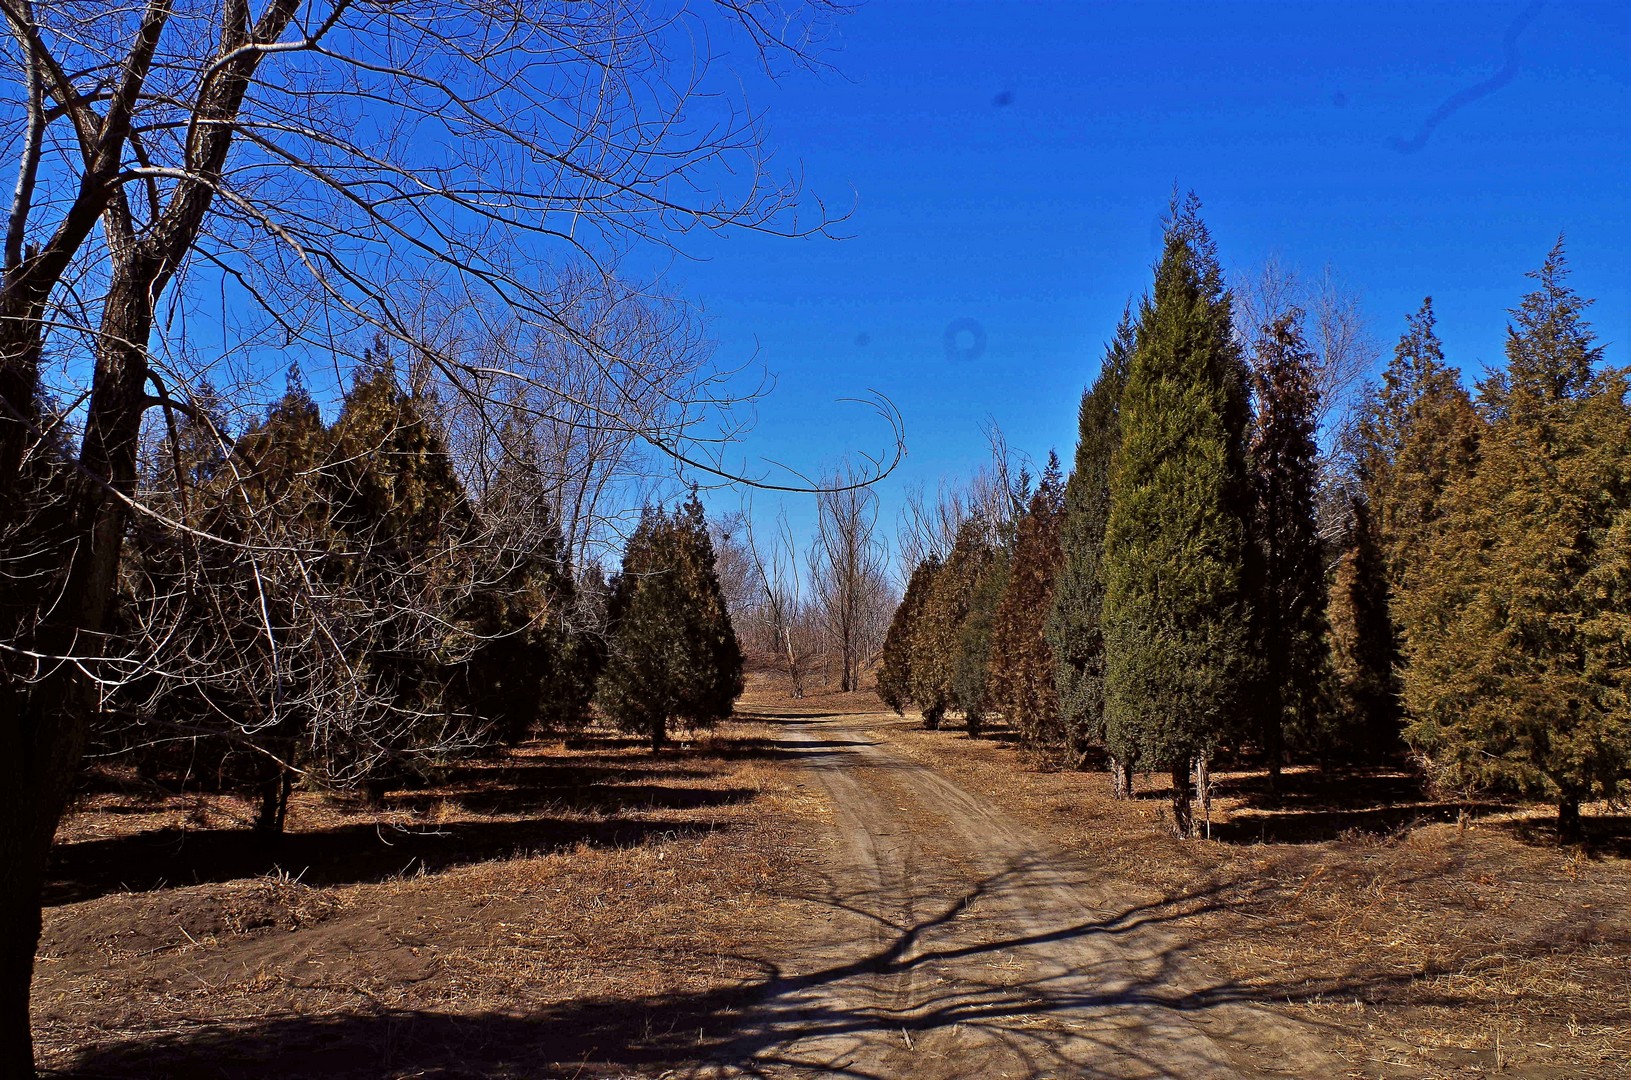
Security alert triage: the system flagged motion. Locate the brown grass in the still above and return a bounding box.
[34,713,827,1078]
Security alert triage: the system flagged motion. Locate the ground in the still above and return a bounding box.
[33,674,1631,1078]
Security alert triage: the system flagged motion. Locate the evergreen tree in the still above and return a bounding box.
[1325,498,1401,759]
[1402,244,1630,837]
[326,347,480,781]
[1248,310,1331,786]
[909,515,992,730]
[461,494,587,744]
[877,556,941,714]
[1353,298,1483,592]
[598,494,743,751]
[1048,315,1133,782]
[988,453,1066,753]
[953,542,1010,737]
[1101,196,1257,835]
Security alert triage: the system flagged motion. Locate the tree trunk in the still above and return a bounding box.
[1194,754,1213,840]
[1266,728,1283,802]
[1109,756,1134,799]
[0,686,82,1079]
[0,271,154,1074]
[254,761,292,836]
[1558,795,1582,843]
[650,719,666,754]
[967,710,982,739]
[1170,762,1195,838]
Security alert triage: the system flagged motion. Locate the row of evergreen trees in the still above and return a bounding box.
[105,346,743,831]
[878,199,1630,837]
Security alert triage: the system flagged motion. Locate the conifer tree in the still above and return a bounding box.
[1353,298,1483,592]
[1248,311,1331,786]
[115,370,343,834]
[462,496,587,744]
[909,515,992,729]
[1048,315,1133,782]
[1402,243,1631,837]
[1326,498,1401,759]
[953,543,1010,737]
[988,453,1066,752]
[877,556,941,714]
[326,348,480,778]
[598,494,743,751]
[1101,197,1257,835]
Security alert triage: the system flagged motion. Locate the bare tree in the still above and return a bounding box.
[709,509,761,636]
[895,419,1028,583]
[1236,258,1380,446]
[810,460,891,692]
[743,507,817,697]
[0,3,858,1071]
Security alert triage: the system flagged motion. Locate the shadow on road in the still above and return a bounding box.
[53,847,1393,1079]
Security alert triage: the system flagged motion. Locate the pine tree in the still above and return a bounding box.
[910,515,992,730]
[461,496,586,745]
[953,542,1010,737]
[877,556,941,714]
[1248,310,1331,787]
[326,347,479,781]
[598,494,743,751]
[1353,298,1483,593]
[1402,243,1631,838]
[1048,315,1133,783]
[988,454,1066,753]
[1326,498,1401,759]
[1101,196,1257,835]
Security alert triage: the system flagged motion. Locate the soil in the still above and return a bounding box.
[33,676,1631,1078]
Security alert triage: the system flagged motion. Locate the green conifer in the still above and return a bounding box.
[1402,244,1630,837]
[877,556,941,714]
[598,494,743,751]
[1248,310,1331,786]
[910,515,992,730]
[1353,298,1483,593]
[988,453,1066,753]
[1101,196,1257,835]
[953,542,1010,737]
[1047,314,1133,780]
[1325,498,1401,759]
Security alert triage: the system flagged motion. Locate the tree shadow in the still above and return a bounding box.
[1492,812,1631,859]
[384,783,755,817]
[1211,802,1503,846]
[52,860,1409,1080]
[44,814,736,907]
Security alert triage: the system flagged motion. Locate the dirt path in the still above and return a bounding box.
[712,702,1337,1080]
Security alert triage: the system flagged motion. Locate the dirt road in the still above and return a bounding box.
[713,701,1337,1080]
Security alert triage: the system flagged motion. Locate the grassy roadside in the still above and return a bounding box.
[859,702,1630,1079]
[34,706,828,1078]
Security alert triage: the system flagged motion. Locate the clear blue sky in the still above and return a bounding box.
[662,1,1630,569]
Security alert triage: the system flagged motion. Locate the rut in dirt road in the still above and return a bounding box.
[708,705,1338,1080]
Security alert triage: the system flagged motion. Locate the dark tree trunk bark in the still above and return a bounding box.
[254,762,292,836]
[0,269,153,1077]
[1558,796,1582,843]
[1170,762,1195,838]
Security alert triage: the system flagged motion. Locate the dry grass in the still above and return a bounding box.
[867,707,1631,1079]
[35,715,827,1078]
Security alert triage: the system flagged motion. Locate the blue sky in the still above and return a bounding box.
[666,0,1630,569]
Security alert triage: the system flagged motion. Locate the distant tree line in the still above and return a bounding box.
[878,197,1630,839]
